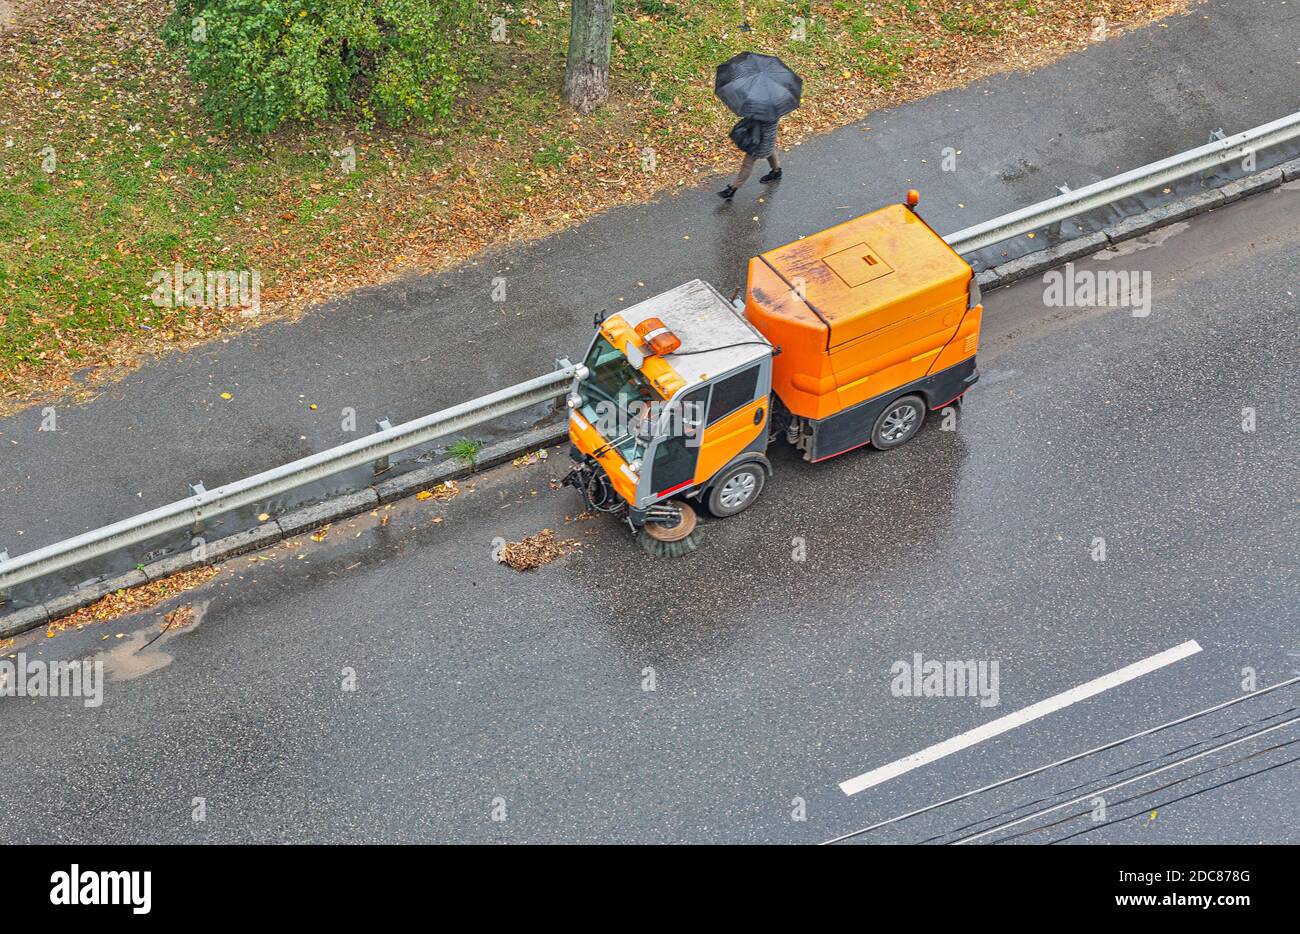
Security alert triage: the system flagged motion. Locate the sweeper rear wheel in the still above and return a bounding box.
[637,500,701,558]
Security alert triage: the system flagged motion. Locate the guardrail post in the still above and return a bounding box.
[188,483,206,536]
[1048,185,1071,240]
[373,419,394,475]
[1203,130,1229,182]
[554,359,575,403]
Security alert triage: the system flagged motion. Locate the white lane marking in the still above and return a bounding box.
[952,713,1300,845]
[824,675,1300,845]
[839,640,1203,797]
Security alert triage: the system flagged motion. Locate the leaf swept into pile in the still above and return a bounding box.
[162,603,196,630]
[498,528,578,571]
[43,565,220,638]
[416,480,459,502]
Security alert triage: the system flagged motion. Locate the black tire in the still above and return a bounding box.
[871,394,926,450]
[706,462,766,518]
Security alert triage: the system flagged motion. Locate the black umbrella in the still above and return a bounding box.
[714,52,803,123]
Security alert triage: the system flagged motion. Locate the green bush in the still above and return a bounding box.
[162,0,483,133]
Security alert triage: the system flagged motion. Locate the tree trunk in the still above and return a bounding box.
[563,0,614,115]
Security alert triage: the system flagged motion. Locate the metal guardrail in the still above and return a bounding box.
[943,111,1300,255]
[0,363,584,593]
[4,111,1300,597]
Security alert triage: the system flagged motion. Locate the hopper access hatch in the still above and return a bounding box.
[822,242,894,288]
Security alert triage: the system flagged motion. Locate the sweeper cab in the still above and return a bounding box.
[562,192,982,556]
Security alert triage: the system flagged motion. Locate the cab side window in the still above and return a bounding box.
[649,386,709,494]
[707,366,760,425]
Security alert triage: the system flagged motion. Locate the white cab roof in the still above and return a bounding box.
[618,279,771,386]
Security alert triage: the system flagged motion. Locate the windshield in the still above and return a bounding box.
[579,336,657,463]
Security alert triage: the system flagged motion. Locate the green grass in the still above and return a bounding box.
[939,10,1002,35]
[0,0,918,383]
[0,0,1173,399]
[448,438,484,470]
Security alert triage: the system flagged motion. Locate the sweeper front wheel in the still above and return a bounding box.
[637,500,701,558]
[706,462,766,518]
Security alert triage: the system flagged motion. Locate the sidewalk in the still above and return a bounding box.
[1,0,1296,556]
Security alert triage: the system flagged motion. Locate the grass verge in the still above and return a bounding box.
[0,0,1194,412]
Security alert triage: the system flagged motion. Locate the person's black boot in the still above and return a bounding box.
[718,184,737,200]
[759,168,783,183]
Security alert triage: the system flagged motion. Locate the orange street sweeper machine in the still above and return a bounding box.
[562,192,983,556]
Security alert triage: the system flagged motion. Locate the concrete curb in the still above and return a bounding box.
[976,155,1300,292]
[4,156,1298,639]
[0,422,568,639]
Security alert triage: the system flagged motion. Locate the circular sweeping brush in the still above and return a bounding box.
[637,501,702,558]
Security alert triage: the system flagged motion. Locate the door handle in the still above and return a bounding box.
[753,407,765,425]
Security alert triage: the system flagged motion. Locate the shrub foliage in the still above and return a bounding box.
[162,0,482,133]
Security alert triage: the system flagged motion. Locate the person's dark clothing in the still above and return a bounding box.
[721,118,782,198]
[749,120,777,158]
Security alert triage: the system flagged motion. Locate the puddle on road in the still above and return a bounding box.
[91,600,210,682]
[1093,221,1189,258]
[1097,219,1190,260]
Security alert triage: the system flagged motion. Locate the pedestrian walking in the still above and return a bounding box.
[720,117,782,200]
[713,52,802,201]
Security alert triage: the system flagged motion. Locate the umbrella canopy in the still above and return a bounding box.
[714,52,803,123]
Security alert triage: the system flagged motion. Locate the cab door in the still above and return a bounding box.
[642,386,709,503]
[693,363,769,485]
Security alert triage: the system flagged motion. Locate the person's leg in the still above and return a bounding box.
[720,154,755,199]
[732,154,757,187]
[760,153,782,183]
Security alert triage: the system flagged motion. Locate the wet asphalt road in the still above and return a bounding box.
[3,0,1300,559]
[0,186,1296,843]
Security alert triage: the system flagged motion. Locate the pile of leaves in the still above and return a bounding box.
[498,529,578,571]
[416,480,460,502]
[162,603,196,630]
[511,449,550,468]
[42,565,220,638]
